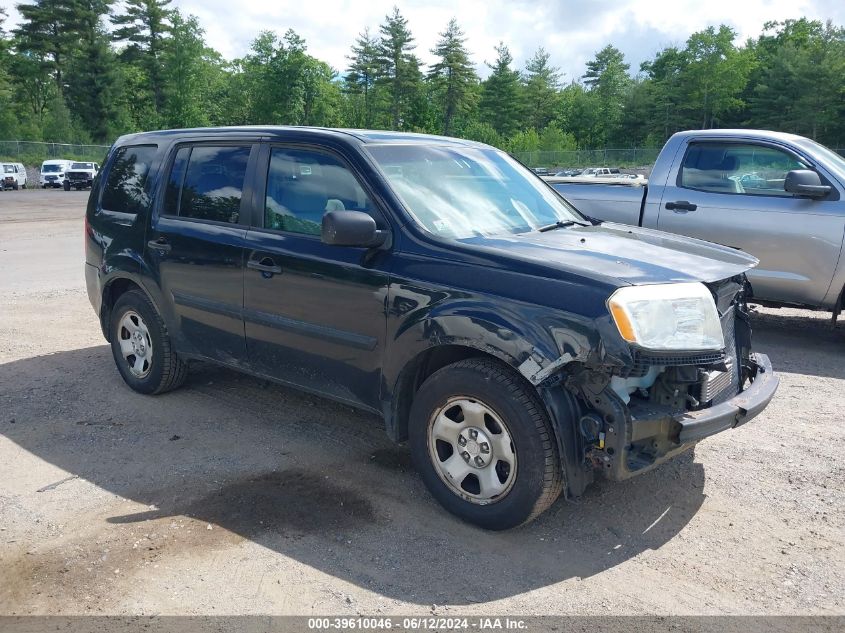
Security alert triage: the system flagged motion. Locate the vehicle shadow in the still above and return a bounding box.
[1,345,705,606]
[750,308,845,380]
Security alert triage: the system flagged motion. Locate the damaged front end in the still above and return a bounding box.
[539,277,778,497]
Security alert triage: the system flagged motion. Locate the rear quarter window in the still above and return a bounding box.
[101,145,158,214]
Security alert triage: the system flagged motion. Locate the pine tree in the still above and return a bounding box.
[522,47,561,133]
[582,44,632,145]
[375,7,417,129]
[479,43,523,137]
[428,18,477,136]
[111,0,173,112]
[344,28,379,127]
[13,0,80,95]
[64,0,120,141]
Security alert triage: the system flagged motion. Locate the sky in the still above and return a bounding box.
[3,0,845,80]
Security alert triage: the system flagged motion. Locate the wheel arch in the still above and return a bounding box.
[100,274,165,342]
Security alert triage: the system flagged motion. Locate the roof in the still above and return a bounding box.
[114,126,490,149]
[671,128,809,143]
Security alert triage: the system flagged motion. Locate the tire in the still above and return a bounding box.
[63,180,70,191]
[109,289,188,395]
[12,183,18,191]
[409,358,563,530]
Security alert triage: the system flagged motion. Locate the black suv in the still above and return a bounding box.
[85,127,778,529]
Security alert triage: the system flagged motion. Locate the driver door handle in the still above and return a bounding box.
[147,237,171,253]
[665,201,698,212]
[247,257,282,275]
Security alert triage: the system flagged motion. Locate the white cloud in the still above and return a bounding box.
[3,0,845,80]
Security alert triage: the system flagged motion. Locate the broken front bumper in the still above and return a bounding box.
[600,352,778,483]
[675,353,777,443]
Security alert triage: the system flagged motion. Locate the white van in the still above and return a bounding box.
[1,163,27,190]
[40,159,73,188]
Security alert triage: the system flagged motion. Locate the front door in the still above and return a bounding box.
[243,145,391,410]
[147,142,259,365]
[657,140,845,306]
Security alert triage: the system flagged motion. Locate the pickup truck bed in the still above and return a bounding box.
[545,177,647,225]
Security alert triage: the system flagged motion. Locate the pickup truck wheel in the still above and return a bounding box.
[409,358,562,530]
[109,290,188,395]
[63,181,70,191]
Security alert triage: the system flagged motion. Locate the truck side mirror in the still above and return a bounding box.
[321,210,388,248]
[784,169,832,199]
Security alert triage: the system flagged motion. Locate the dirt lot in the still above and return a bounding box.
[0,189,843,616]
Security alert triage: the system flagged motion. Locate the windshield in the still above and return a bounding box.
[71,162,92,169]
[794,138,845,181]
[366,144,583,239]
[3,165,14,173]
[42,164,63,173]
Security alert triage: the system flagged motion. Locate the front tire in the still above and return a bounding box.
[409,358,563,530]
[63,180,70,191]
[109,290,188,394]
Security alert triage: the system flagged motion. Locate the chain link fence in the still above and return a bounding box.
[0,140,110,165]
[512,148,663,169]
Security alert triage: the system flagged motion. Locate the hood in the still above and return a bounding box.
[462,222,758,286]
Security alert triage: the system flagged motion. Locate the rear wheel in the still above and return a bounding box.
[109,289,188,394]
[409,358,563,530]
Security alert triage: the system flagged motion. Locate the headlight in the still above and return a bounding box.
[607,282,724,351]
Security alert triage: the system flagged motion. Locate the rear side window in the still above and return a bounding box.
[164,145,250,224]
[101,145,157,214]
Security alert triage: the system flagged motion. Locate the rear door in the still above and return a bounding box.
[242,143,392,410]
[146,141,260,365]
[657,139,845,307]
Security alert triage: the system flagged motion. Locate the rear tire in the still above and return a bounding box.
[109,289,188,394]
[409,358,563,530]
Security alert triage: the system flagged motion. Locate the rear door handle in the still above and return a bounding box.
[665,201,698,212]
[247,257,282,275]
[147,237,171,253]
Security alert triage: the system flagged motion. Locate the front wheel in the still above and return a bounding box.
[409,358,563,530]
[63,180,70,191]
[109,289,188,394]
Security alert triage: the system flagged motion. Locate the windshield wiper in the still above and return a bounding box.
[538,219,588,232]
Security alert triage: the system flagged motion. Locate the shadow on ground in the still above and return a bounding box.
[749,307,845,380]
[1,345,707,605]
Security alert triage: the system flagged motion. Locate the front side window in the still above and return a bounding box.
[366,144,583,239]
[680,142,808,197]
[165,145,250,224]
[101,145,157,214]
[264,147,375,236]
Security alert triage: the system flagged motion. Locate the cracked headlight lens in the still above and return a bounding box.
[607,282,724,351]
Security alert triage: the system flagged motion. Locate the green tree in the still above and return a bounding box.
[428,18,477,135]
[680,25,754,128]
[479,43,523,137]
[161,11,211,127]
[111,0,173,113]
[344,28,379,127]
[522,47,561,132]
[375,7,418,129]
[13,0,79,95]
[582,44,631,146]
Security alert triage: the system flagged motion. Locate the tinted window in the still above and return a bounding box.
[265,148,374,235]
[177,146,250,224]
[680,142,808,197]
[163,147,190,216]
[101,145,157,214]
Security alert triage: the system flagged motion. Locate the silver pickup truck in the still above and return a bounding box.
[546,130,845,320]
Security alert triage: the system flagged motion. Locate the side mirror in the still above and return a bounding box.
[784,169,831,199]
[321,210,388,248]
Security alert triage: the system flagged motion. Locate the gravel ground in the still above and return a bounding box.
[0,189,843,616]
